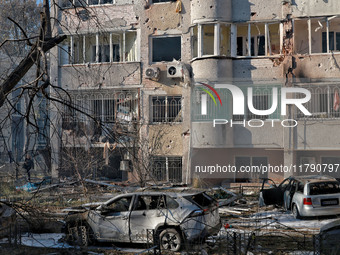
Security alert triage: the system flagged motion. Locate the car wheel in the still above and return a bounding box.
[292,204,301,219]
[159,228,182,252]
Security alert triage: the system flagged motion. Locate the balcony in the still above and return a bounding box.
[191,0,231,23]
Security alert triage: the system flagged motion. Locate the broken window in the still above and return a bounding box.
[61,31,137,65]
[236,23,280,57]
[151,96,182,123]
[186,193,215,208]
[192,26,198,58]
[134,195,166,211]
[152,36,181,62]
[103,196,132,214]
[296,86,340,119]
[151,156,182,183]
[202,24,215,55]
[60,38,71,65]
[295,17,340,54]
[309,182,340,195]
[62,90,138,132]
[191,23,231,58]
[220,24,231,56]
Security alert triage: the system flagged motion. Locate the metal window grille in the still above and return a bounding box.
[151,96,182,123]
[295,85,340,119]
[62,90,138,127]
[151,156,182,183]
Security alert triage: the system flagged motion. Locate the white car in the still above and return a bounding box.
[64,191,221,251]
[259,175,340,219]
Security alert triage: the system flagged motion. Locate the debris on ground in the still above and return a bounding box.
[15,177,52,192]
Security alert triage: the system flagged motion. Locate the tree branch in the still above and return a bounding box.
[0,35,66,108]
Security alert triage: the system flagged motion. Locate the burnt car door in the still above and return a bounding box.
[90,195,133,242]
[259,178,284,206]
[129,195,168,242]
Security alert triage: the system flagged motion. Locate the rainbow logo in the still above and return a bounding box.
[198,82,223,106]
[198,82,222,115]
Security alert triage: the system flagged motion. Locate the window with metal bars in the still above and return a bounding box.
[62,90,138,129]
[232,94,270,121]
[296,86,340,119]
[151,156,182,183]
[151,96,182,123]
[60,0,113,8]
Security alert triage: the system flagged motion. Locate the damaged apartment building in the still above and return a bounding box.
[49,0,191,183]
[49,0,340,184]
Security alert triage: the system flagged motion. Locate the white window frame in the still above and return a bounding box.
[233,22,282,58]
[61,30,139,65]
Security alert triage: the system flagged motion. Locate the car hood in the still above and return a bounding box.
[62,202,104,213]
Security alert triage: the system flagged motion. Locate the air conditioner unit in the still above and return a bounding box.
[145,67,160,80]
[120,160,130,171]
[167,64,183,78]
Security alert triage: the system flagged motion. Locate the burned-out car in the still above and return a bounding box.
[63,192,221,251]
[259,175,340,219]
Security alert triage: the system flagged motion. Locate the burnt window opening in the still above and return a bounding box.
[186,193,215,208]
[151,156,182,183]
[297,182,304,193]
[151,96,182,123]
[152,37,181,62]
[309,182,340,195]
[103,196,132,215]
[134,195,166,211]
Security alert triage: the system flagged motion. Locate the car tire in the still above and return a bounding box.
[159,228,182,252]
[292,204,301,219]
[78,225,90,246]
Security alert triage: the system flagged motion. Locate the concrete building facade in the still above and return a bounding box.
[191,0,340,183]
[50,0,340,184]
[50,0,191,183]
